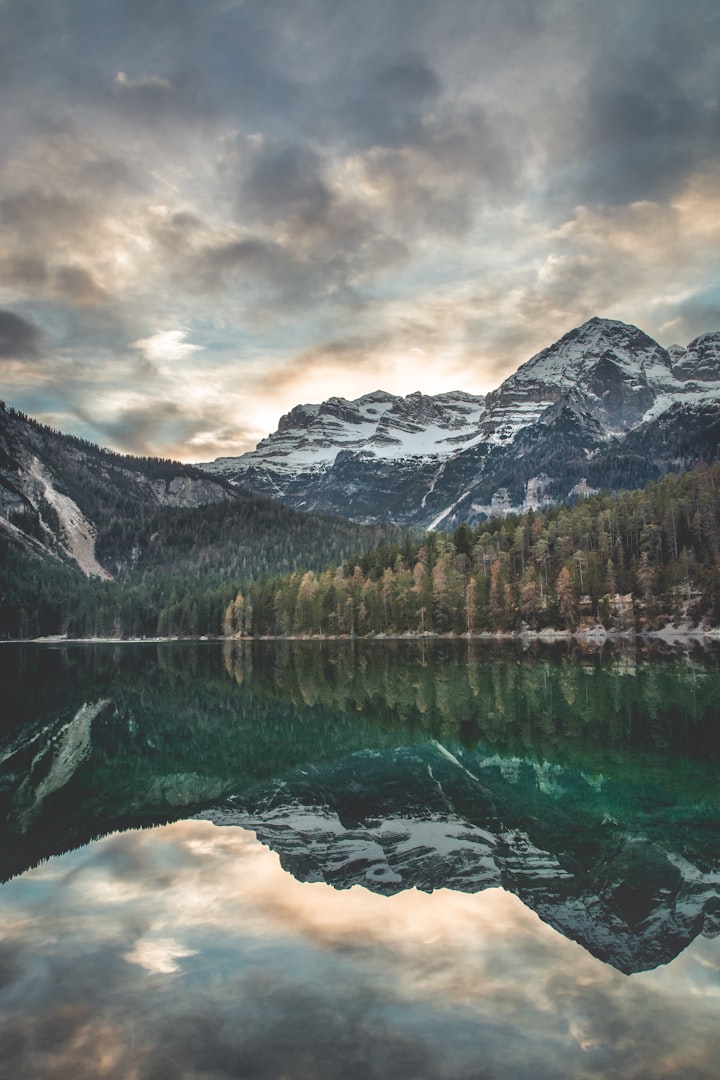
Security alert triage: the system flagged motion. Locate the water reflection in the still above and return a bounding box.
[0,820,719,1080]
[0,640,719,975]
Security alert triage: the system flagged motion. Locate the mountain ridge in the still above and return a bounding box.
[200,317,720,528]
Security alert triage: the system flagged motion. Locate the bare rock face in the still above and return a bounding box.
[670,332,720,382]
[147,474,232,507]
[199,318,720,528]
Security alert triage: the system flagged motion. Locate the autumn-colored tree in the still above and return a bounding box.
[556,566,576,628]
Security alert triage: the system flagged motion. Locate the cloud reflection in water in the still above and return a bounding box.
[0,820,718,1079]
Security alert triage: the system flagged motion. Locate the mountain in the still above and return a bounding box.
[0,404,401,579]
[0,403,233,576]
[199,318,720,528]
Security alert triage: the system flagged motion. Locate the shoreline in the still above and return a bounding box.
[2,626,720,646]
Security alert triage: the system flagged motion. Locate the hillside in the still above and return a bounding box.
[0,404,404,639]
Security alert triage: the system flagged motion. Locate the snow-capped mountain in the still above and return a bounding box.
[200,318,720,528]
[209,389,486,474]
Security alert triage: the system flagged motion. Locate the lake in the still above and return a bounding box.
[1,639,719,1078]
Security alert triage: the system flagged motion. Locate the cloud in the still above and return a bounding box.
[123,936,198,975]
[70,385,263,459]
[108,64,216,131]
[0,941,22,992]
[572,65,720,207]
[0,310,44,358]
[241,142,333,228]
[53,265,108,306]
[338,53,443,151]
[130,329,202,363]
[2,821,720,1080]
[535,2,720,211]
[0,255,49,291]
[79,400,190,455]
[0,189,92,242]
[250,335,387,398]
[115,71,172,92]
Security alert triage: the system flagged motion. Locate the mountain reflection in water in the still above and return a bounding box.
[0,639,719,1076]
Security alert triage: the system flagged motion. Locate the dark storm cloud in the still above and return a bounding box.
[186,175,407,310]
[188,235,304,299]
[85,400,186,453]
[242,143,333,228]
[0,255,49,291]
[84,832,186,891]
[107,66,217,133]
[187,231,400,313]
[338,53,443,150]
[53,266,108,306]
[0,310,43,358]
[0,190,92,241]
[0,144,144,258]
[0,0,718,454]
[355,102,519,237]
[75,394,255,459]
[324,46,521,230]
[572,61,720,206]
[151,211,207,257]
[137,983,456,1080]
[0,941,23,992]
[542,1,720,209]
[661,288,720,344]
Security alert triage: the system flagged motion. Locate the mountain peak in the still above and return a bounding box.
[575,314,634,332]
[485,316,676,429]
[198,318,720,527]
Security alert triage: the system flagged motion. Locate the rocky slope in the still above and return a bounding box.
[200,318,720,527]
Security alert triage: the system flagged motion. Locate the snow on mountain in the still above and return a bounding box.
[199,319,720,527]
[483,316,680,435]
[670,332,720,382]
[207,390,486,477]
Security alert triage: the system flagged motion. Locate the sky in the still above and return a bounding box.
[0,0,719,461]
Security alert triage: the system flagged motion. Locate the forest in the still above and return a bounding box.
[227,466,720,638]
[0,500,404,640]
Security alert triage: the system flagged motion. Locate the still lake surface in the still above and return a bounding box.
[1,639,719,1078]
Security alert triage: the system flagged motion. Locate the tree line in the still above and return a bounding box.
[226,466,720,637]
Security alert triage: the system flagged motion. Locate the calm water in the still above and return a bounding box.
[1,639,719,1078]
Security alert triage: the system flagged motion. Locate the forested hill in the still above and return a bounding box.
[0,404,405,639]
[228,467,720,638]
